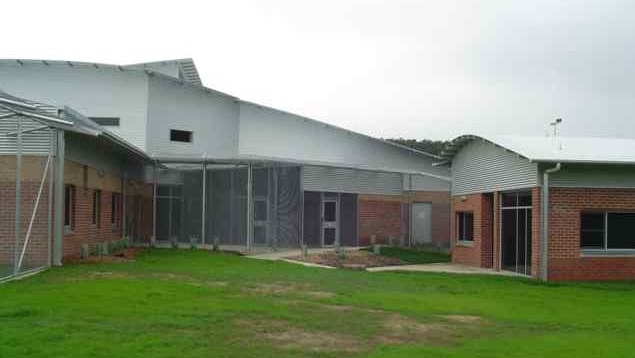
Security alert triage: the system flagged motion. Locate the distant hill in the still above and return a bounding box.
[387,138,450,157]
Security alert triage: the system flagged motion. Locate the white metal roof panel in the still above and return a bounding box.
[442,134,635,165]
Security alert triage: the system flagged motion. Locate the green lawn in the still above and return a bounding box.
[365,246,452,264]
[1,249,634,357]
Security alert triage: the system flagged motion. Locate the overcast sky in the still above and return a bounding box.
[2,0,635,140]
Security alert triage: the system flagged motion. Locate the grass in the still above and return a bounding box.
[0,249,634,357]
[364,246,451,264]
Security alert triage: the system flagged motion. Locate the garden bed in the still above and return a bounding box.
[288,250,405,269]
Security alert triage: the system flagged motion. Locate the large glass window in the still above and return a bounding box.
[581,212,635,250]
[457,212,474,241]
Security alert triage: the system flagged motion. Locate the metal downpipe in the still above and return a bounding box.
[541,163,561,282]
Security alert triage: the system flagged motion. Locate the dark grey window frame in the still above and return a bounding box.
[457,211,474,242]
[90,117,120,126]
[64,185,74,230]
[92,190,101,227]
[580,211,635,252]
[170,129,193,143]
[111,193,121,226]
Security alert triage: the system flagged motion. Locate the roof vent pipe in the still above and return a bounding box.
[541,162,561,282]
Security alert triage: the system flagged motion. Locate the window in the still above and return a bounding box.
[92,190,101,227]
[457,212,474,241]
[170,129,192,143]
[90,117,120,126]
[111,193,121,226]
[64,185,74,228]
[581,212,635,250]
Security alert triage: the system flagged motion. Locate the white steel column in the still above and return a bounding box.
[246,163,253,250]
[47,128,54,266]
[53,129,65,266]
[13,115,22,274]
[152,161,158,246]
[201,161,207,245]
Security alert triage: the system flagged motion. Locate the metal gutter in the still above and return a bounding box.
[153,154,451,180]
[541,162,561,282]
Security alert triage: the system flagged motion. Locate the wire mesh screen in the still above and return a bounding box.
[155,164,204,244]
[125,175,153,244]
[250,165,301,248]
[274,166,301,247]
[206,165,248,246]
[152,162,300,249]
[0,120,54,280]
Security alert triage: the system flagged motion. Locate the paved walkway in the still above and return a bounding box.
[367,263,527,277]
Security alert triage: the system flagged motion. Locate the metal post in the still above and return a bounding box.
[152,161,157,246]
[47,128,54,266]
[201,161,207,245]
[246,162,253,251]
[272,166,278,250]
[13,115,22,275]
[122,173,127,240]
[299,165,304,248]
[53,129,65,266]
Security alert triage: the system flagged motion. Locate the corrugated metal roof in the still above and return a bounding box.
[123,58,202,85]
[440,134,635,165]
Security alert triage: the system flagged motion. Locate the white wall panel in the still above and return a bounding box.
[0,62,149,151]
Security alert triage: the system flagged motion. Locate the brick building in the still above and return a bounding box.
[1,58,452,280]
[439,135,635,281]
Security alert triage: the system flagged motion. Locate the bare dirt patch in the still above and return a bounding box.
[288,250,404,269]
[236,319,363,353]
[378,314,450,345]
[244,282,335,299]
[440,315,487,324]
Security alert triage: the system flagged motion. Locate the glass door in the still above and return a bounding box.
[321,193,339,246]
[501,191,532,275]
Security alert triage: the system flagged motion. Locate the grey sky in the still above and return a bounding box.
[2,0,634,140]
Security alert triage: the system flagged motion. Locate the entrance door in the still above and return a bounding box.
[501,191,532,275]
[322,193,339,246]
[411,203,432,246]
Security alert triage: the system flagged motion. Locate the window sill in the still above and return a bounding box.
[455,240,474,247]
[581,249,635,257]
[63,227,74,235]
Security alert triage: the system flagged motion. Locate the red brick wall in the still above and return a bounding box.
[63,186,123,260]
[451,193,494,268]
[0,182,51,271]
[548,187,635,281]
[358,195,402,245]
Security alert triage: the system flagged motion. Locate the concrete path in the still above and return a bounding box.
[367,263,527,277]
[245,248,526,278]
[245,247,360,261]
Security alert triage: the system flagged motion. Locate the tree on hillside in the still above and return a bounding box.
[386,138,451,156]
